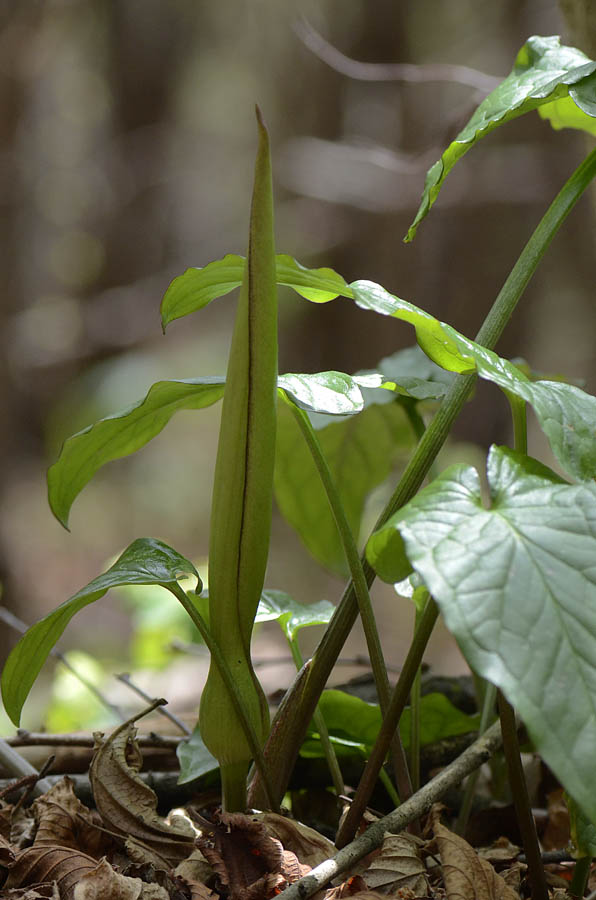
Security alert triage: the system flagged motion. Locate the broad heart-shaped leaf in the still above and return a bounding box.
[255,590,335,642]
[406,35,596,241]
[160,253,353,329]
[275,391,413,575]
[367,446,596,822]
[1,538,200,726]
[48,372,388,529]
[299,690,479,758]
[351,280,596,481]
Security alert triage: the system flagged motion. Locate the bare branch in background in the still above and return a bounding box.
[116,672,191,735]
[294,16,502,94]
[0,607,127,723]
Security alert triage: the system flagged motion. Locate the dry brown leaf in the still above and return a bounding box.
[361,832,428,896]
[5,845,98,899]
[73,857,144,900]
[174,847,213,885]
[89,725,194,866]
[2,885,60,899]
[542,788,571,851]
[477,837,520,865]
[185,882,219,900]
[32,777,111,859]
[256,812,336,867]
[197,810,310,900]
[11,807,36,849]
[433,811,520,900]
[317,881,390,900]
[0,828,16,864]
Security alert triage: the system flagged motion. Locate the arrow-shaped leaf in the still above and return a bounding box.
[255,590,335,642]
[406,35,596,241]
[367,445,596,821]
[161,253,353,329]
[48,371,394,529]
[351,280,596,481]
[1,538,200,726]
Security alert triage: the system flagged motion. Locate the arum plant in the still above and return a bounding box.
[3,38,596,874]
[197,108,277,812]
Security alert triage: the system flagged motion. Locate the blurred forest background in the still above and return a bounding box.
[1,0,594,733]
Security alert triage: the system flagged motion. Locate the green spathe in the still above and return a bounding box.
[197,110,277,810]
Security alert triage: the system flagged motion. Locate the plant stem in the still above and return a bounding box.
[167,583,277,812]
[288,637,345,797]
[570,856,592,899]
[495,391,548,898]
[281,718,506,900]
[289,402,413,802]
[409,603,424,793]
[455,680,497,834]
[335,595,439,848]
[497,691,548,900]
[251,145,596,809]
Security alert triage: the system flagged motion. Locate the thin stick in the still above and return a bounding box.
[281,719,504,900]
[294,17,501,93]
[115,673,191,735]
[7,731,182,749]
[0,606,127,722]
[0,737,54,797]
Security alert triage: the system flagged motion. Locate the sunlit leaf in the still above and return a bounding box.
[406,35,596,240]
[48,372,392,529]
[255,590,335,642]
[367,445,596,821]
[161,254,352,329]
[1,538,199,726]
[351,280,596,480]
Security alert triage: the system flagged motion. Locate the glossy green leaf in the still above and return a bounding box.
[275,393,412,575]
[367,445,596,821]
[406,36,596,240]
[1,538,200,726]
[300,689,479,758]
[255,590,335,642]
[48,371,392,529]
[48,378,226,529]
[352,280,596,481]
[177,727,219,785]
[161,254,352,329]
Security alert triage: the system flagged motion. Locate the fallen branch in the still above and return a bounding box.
[281,719,504,900]
[6,731,183,749]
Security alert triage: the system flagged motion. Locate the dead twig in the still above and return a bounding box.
[294,16,502,94]
[6,730,183,749]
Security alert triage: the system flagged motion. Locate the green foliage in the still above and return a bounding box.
[300,690,479,758]
[406,35,596,240]
[1,538,200,726]
[367,446,596,822]
[4,35,596,837]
